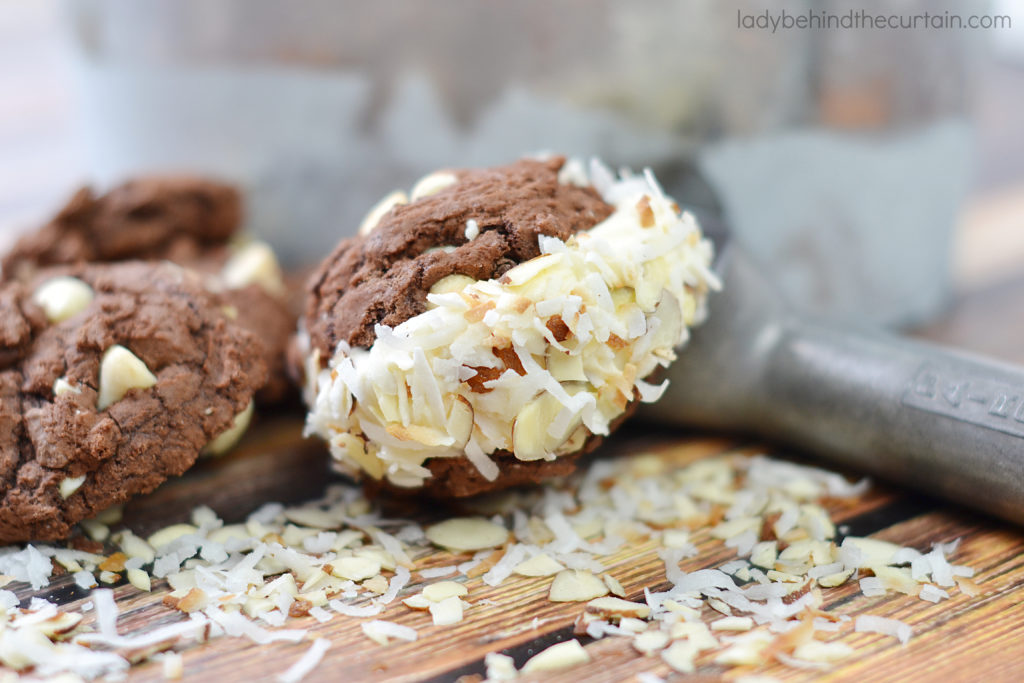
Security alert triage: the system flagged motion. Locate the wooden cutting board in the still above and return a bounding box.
[7,275,1024,683]
[9,419,1024,683]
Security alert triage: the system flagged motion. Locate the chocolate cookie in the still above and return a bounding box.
[303,156,718,496]
[1,177,239,280]
[2,177,295,405]
[0,261,267,543]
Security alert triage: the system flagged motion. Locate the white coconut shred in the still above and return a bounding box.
[306,159,719,487]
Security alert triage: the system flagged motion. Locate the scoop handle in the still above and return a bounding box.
[759,320,1024,523]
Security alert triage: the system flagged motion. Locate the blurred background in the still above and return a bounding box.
[1,0,1022,337]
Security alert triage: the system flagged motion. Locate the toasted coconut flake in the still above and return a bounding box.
[855,615,912,644]
[277,638,330,683]
[361,620,417,646]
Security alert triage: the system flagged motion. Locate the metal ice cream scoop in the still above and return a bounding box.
[642,212,1024,525]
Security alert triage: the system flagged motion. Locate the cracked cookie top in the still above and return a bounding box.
[1,177,240,281]
[0,261,267,543]
[2,176,295,405]
[304,157,614,356]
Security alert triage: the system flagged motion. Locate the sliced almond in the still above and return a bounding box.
[662,640,699,673]
[429,596,464,626]
[127,568,152,592]
[36,612,83,639]
[425,518,508,551]
[711,616,754,632]
[513,553,565,577]
[362,575,388,595]
[633,630,670,654]
[521,639,590,674]
[585,597,650,620]
[331,556,382,582]
[549,570,609,602]
[602,574,626,598]
[422,581,468,603]
[147,524,198,550]
[402,594,433,610]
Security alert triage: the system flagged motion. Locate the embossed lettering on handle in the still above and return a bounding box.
[902,363,1024,438]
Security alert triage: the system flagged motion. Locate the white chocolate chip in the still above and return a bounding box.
[521,639,590,674]
[221,241,285,296]
[359,191,408,236]
[425,518,508,551]
[96,345,157,410]
[428,596,464,626]
[421,581,467,602]
[410,171,457,201]
[33,276,94,323]
[58,475,85,499]
[53,377,81,397]
[429,274,476,297]
[202,401,254,457]
[464,219,479,241]
[548,570,609,602]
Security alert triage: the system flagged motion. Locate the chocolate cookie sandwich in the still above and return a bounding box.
[0,261,267,543]
[301,156,718,496]
[2,177,294,404]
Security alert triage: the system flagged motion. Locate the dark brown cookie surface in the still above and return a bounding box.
[304,157,613,356]
[3,177,295,405]
[0,262,267,544]
[2,177,239,281]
